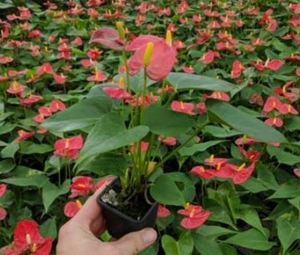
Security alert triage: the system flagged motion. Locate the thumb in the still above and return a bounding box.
[112,228,157,255]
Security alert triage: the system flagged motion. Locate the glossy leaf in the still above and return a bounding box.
[167,72,236,92]
[208,101,287,143]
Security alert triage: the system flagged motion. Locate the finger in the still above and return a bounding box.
[112,228,157,255]
[73,177,115,227]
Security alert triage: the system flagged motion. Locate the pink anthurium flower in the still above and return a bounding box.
[54,135,84,160]
[3,219,53,255]
[171,101,195,115]
[127,34,177,81]
[90,27,125,51]
[190,166,215,180]
[64,200,82,218]
[157,205,171,218]
[70,176,94,198]
[178,204,211,230]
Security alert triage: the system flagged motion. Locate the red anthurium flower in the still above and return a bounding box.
[178,204,211,230]
[196,30,212,45]
[126,95,159,107]
[204,155,228,170]
[20,95,43,107]
[0,56,14,64]
[0,207,7,221]
[37,63,54,76]
[0,184,7,198]
[290,3,300,14]
[53,73,66,85]
[293,168,300,178]
[204,91,230,102]
[54,135,84,160]
[232,162,256,185]
[28,29,42,39]
[103,87,131,100]
[72,36,83,46]
[265,59,284,71]
[231,60,245,79]
[4,219,53,255]
[235,136,257,146]
[38,107,52,117]
[182,66,194,74]
[6,81,25,97]
[33,114,45,124]
[263,96,281,113]
[158,136,177,146]
[201,50,221,64]
[127,35,177,81]
[239,147,261,162]
[171,101,195,115]
[277,103,298,115]
[214,163,236,179]
[297,67,300,77]
[81,59,94,69]
[264,117,284,127]
[191,166,215,180]
[196,102,207,115]
[157,205,171,218]
[49,99,66,113]
[87,69,107,82]
[249,93,264,106]
[90,28,124,51]
[16,130,34,143]
[87,48,102,60]
[64,200,82,218]
[70,176,94,198]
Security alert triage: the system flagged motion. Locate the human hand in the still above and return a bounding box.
[56,179,157,255]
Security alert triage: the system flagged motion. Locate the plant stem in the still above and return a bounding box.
[150,129,198,176]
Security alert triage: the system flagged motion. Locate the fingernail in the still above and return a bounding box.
[142,228,157,244]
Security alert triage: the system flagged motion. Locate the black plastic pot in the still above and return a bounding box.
[97,179,159,238]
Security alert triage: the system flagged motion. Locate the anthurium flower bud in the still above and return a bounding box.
[116,21,126,40]
[166,30,172,46]
[143,42,154,67]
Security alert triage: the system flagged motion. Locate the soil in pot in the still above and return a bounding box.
[97,179,158,238]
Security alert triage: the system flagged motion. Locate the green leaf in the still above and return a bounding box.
[207,101,287,143]
[195,225,236,238]
[142,105,195,137]
[224,229,275,251]
[269,180,300,199]
[76,153,128,176]
[1,175,49,188]
[162,232,194,255]
[277,216,300,254]
[43,96,112,132]
[1,142,19,158]
[0,159,15,174]
[179,140,225,156]
[203,125,242,138]
[267,146,300,165]
[167,72,235,92]
[237,209,266,236]
[286,117,300,131]
[42,180,70,212]
[140,243,159,255]
[19,142,53,155]
[40,218,57,239]
[193,233,223,255]
[150,174,186,206]
[79,113,149,160]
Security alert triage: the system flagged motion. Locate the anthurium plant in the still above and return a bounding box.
[0,0,300,254]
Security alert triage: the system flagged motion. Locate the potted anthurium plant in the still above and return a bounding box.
[43,22,287,239]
